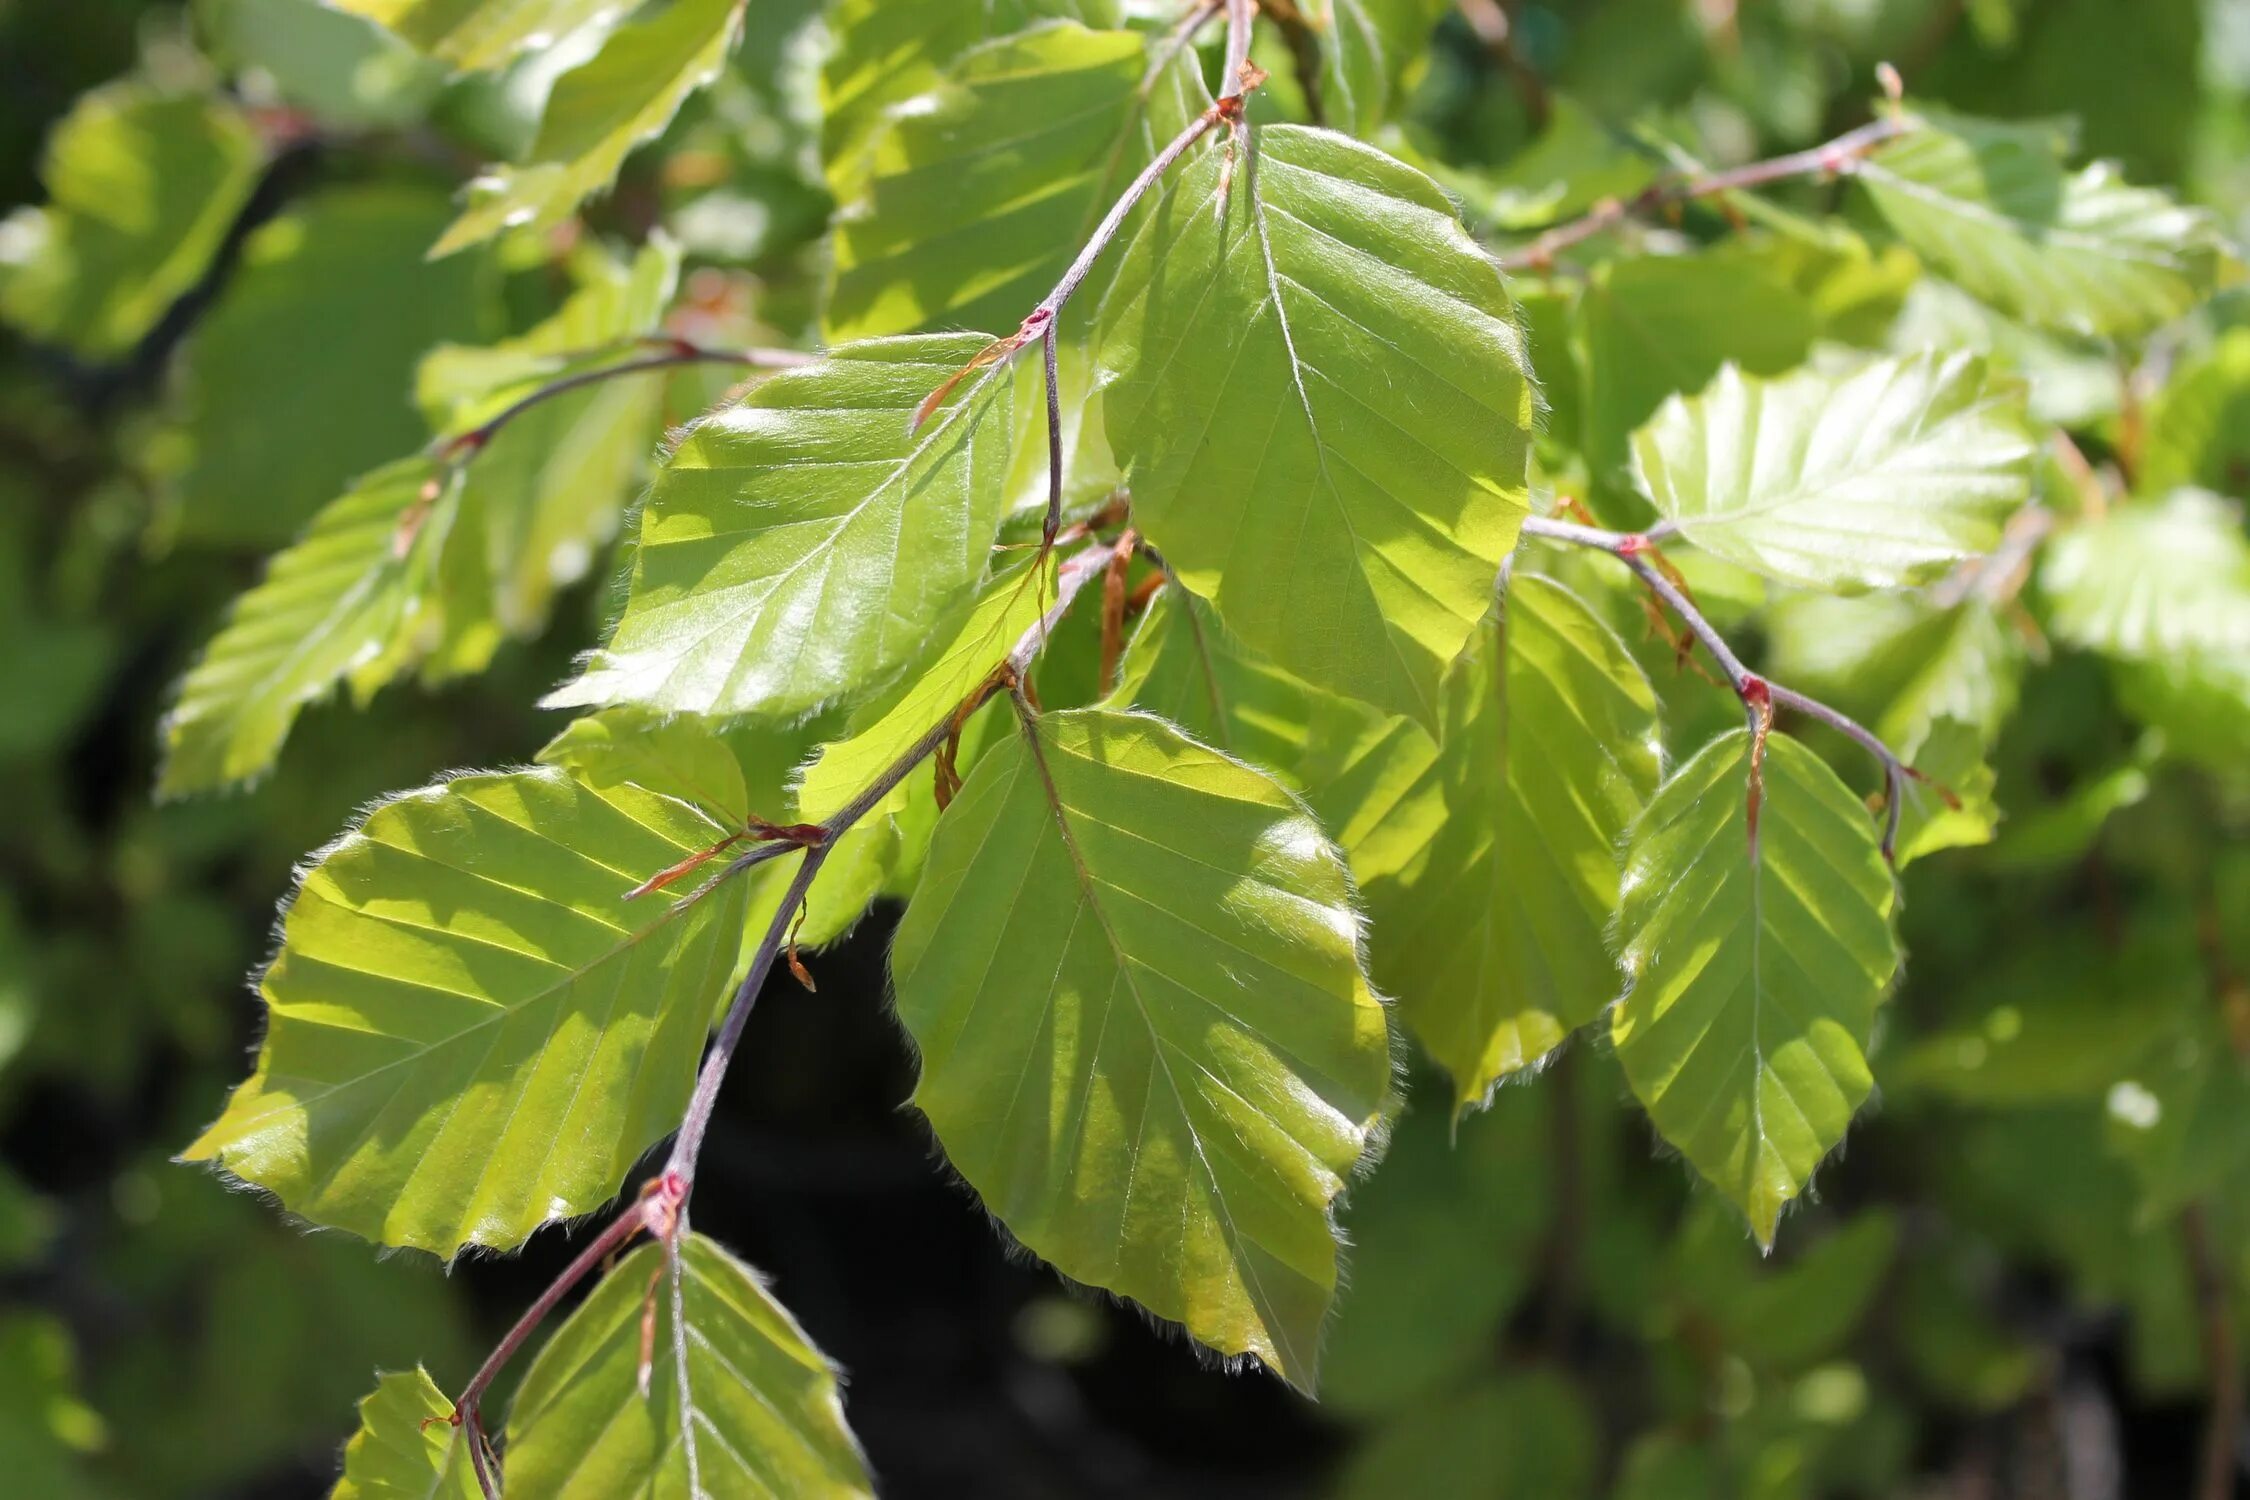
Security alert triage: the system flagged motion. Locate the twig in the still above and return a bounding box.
[434,340,812,467]
[1518,513,1914,860]
[442,544,1114,1495]
[2185,1202,2242,1500]
[1493,113,1913,272]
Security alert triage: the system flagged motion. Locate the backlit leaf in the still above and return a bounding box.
[434,0,746,257]
[331,0,618,71]
[890,708,1392,1389]
[2041,489,2250,660]
[1350,572,1660,1109]
[182,768,748,1254]
[1609,730,1900,1246]
[825,21,1206,341]
[331,1368,475,1500]
[1631,352,2034,591]
[1099,124,1535,728]
[0,84,262,358]
[1107,583,1319,781]
[547,333,1017,720]
[500,1234,873,1498]
[1858,107,2241,340]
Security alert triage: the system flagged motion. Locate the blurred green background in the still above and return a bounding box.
[2,1,2248,1496]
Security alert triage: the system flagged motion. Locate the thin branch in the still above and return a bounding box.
[435,340,812,466]
[2186,1202,2242,1500]
[1493,113,1913,272]
[1220,0,1257,103]
[1517,513,1914,860]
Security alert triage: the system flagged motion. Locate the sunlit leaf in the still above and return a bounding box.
[1107,583,1319,781]
[2041,489,2250,659]
[500,1234,873,1498]
[1300,0,1450,137]
[1631,352,2034,591]
[890,708,1392,1389]
[2143,328,2250,497]
[0,84,262,358]
[159,458,440,796]
[1859,107,2241,339]
[331,0,618,71]
[331,1368,475,1500]
[182,767,748,1254]
[1609,730,1900,1245]
[1099,124,1535,728]
[547,333,1017,720]
[826,21,1206,341]
[434,0,746,256]
[1349,572,1660,1109]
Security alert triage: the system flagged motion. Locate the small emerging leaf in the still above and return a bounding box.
[332,1368,476,1500]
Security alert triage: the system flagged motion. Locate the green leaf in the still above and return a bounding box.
[331,0,618,71]
[817,0,1118,193]
[500,1234,873,1498]
[1351,572,1660,1109]
[2144,328,2250,497]
[2041,489,2250,659]
[538,706,754,827]
[1333,1372,1596,1500]
[1630,352,2034,591]
[0,84,263,358]
[890,707,1392,1389]
[825,22,1206,341]
[433,0,746,257]
[1108,583,1319,781]
[164,185,497,547]
[547,333,1017,720]
[182,767,748,1254]
[1300,0,1450,138]
[332,1368,476,1500]
[1576,254,1817,498]
[1099,124,1535,728]
[1858,107,2242,340]
[1666,1203,1900,1370]
[2106,1009,2250,1225]
[1609,730,1900,1246]
[158,458,439,796]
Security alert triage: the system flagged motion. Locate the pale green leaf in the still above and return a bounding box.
[182,768,748,1254]
[500,1234,873,1498]
[547,333,1017,720]
[1891,716,2000,867]
[1108,583,1318,781]
[434,0,746,257]
[159,458,440,796]
[1859,107,2242,340]
[1576,254,1816,494]
[331,1368,476,1500]
[826,22,1206,341]
[1887,278,2122,428]
[1099,124,1535,728]
[1631,352,2035,591]
[1300,0,1449,138]
[890,708,1392,1389]
[199,0,446,131]
[330,0,618,70]
[1609,730,1900,1246]
[538,707,754,826]
[2041,489,2250,659]
[817,0,1118,193]
[1352,573,1660,1109]
[2144,328,2250,497]
[166,185,497,547]
[0,84,262,358]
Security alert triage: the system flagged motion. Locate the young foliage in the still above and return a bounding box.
[1099,124,1536,728]
[1610,730,1902,1246]
[890,708,1393,1389]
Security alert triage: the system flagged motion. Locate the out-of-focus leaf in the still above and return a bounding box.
[548,334,1016,720]
[1332,1372,1596,1500]
[198,0,445,129]
[1299,0,1450,137]
[329,0,618,71]
[0,85,261,358]
[435,0,746,256]
[2143,328,2250,498]
[1859,107,2240,340]
[890,708,1392,1391]
[182,767,749,1254]
[1630,352,2034,591]
[165,185,495,546]
[1610,730,1900,1246]
[500,1235,873,1498]
[1099,124,1534,729]
[2042,490,2250,659]
[825,22,1206,341]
